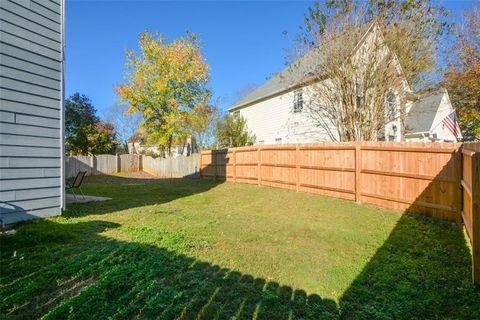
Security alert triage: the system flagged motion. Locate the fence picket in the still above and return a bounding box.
[201,142,462,221]
[67,154,199,179]
[462,142,480,284]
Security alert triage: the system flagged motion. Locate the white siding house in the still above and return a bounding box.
[229,22,461,144]
[405,89,462,142]
[0,0,65,225]
[234,84,337,145]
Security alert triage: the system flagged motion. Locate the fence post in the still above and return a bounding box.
[91,155,97,176]
[66,157,70,178]
[232,149,236,183]
[295,144,300,192]
[116,154,120,173]
[199,152,203,178]
[355,142,362,203]
[257,147,262,186]
[213,151,217,180]
[138,154,143,172]
[455,148,463,224]
[472,152,480,284]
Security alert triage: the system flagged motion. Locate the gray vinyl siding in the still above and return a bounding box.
[0,0,64,224]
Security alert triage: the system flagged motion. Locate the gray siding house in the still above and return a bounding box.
[0,0,65,224]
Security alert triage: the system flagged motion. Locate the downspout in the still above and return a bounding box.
[60,0,66,212]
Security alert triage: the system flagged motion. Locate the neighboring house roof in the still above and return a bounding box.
[230,50,321,111]
[229,22,376,111]
[405,90,446,133]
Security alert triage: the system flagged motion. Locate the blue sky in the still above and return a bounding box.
[66,0,472,119]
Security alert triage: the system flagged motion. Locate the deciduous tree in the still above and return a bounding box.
[88,121,117,155]
[65,93,117,155]
[290,12,407,141]
[300,0,451,90]
[188,104,218,150]
[116,31,212,156]
[287,0,451,142]
[443,5,480,140]
[216,114,255,148]
[106,103,141,153]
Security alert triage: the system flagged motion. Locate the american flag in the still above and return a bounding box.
[442,111,462,138]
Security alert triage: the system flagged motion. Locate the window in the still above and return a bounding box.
[293,89,303,113]
[385,92,398,121]
[355,78,363,97]
[275,138,282,144]
[258,140,264,145]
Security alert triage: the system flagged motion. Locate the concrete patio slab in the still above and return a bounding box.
[66,194,112,204]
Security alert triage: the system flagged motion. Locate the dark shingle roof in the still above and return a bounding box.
[229,22,375,111]
[230,50,321,110]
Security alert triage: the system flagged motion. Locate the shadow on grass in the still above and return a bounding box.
[1,212,479,319]
[0,219,337,319]
[339,213,480,319]
[2,168,480,319]
[336,151,480,318]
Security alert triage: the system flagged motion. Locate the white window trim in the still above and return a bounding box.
[293,89,303,113]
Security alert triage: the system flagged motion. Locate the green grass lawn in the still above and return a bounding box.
[1,173,479,319]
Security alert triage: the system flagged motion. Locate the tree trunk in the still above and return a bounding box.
[167,134,173,157]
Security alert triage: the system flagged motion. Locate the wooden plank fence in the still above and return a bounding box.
[461,142,480,284]
[200,142,462,221]
[119,154,140,173]
[66,155,96,177]
[66,154,141,178]
[96,154,118,175]
[143,154,199,178]
[201,141,480,283]
[66,154,199,179]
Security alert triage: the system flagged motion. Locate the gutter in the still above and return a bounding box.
[405,131,431,136]
[60,0,66,212]
[228,76,318,112]
[228,84,303,112]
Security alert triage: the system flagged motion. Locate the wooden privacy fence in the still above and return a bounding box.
[66,154,141,178]
[201,142,462,221]
[461,142,480,283]
[66,154,199,178]
[201,141,480,283]
[143,154,199,178]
